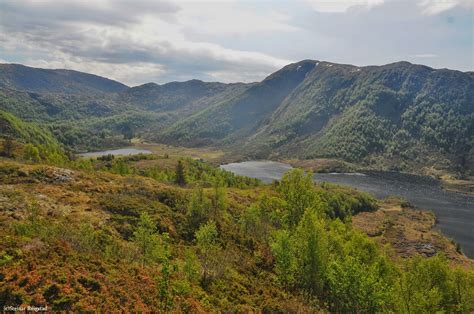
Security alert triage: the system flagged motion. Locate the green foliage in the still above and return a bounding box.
[293,209,328,295]
[157,232,175,313]
[195,221,223,286]
[326,256,394,313]
[318,183,378,219]
[396,255,474,313]
[183,248,201,284]
[23,144,41,163]
[0,110,61,148]
[1,136,14,157]
[175,160,187,186]
[186,187,211,237]
[239,204,268,242]
[132,212,161,266]
[210,176,227,217]
[277,169,321,228]
[270,230,297,287]
[110,159,130,175]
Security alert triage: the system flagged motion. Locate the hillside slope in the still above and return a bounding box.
[0,153,472,312]
[0,64,128,94]
[0,61,472,174]
[0,110,60,148]
[161,61,474,174]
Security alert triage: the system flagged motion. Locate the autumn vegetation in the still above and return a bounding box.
[0,138,473,312]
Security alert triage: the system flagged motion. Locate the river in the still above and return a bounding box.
[221,161,474,258]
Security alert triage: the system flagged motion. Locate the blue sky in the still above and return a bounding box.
[0,0,472,86]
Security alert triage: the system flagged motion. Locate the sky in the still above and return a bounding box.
[0,0,472,86]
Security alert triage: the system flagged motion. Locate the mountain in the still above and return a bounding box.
[0,63,128,94]
[160,60,473,174]
[159,60,316,146]
[0,61,472,175]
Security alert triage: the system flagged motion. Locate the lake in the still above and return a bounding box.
[78,148,152,158]
[221,161,474,258]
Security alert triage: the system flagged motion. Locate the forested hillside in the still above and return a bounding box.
[0,61,472,175]
[161,61,473,174]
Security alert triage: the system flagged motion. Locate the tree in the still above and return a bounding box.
[195,221,222,286]
[210,176,226,217]
[157,232,175,313]
[293,208,328,295]
[23,144,41,163]
[277,169,320,228]
[270,230,296,287]
[111,160,130,175]
[2,136,14,158]
[175,160,187,186]
[186,187,211,237]
[327,256,394,313]
[183,248,201,284]
[121,124,134,142]
[132,212,160,266]
[395,254,467,313]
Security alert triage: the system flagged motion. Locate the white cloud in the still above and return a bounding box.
[0,0,472,84]
[0,0,293,84]
[306,0,384,13]
[177,2,299,36]
[419,0,474,15]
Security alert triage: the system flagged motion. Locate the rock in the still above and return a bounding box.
[50,168,74,183]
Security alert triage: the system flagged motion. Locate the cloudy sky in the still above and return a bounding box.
[0,0,472,86]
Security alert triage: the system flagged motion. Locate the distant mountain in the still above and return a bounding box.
[0,61,472,174]
[0,63,128,94]
[121,79,250,116]
[159,60,316,146]
[160,60,473,173]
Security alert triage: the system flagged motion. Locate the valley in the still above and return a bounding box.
[2,0,473,311]
[1,60,472,178]
[1,60,473,312]
[1,141,473,311]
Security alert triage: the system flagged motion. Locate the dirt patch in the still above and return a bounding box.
[353,200,473,268]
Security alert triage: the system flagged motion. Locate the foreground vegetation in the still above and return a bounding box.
[0,139,473,312]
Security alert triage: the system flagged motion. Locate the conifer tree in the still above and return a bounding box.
[175,160,187,186]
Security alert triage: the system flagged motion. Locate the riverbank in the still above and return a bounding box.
[284,157,474,196]
[440,176,474,195]
[221,160,474,258]
[353,198,473,268]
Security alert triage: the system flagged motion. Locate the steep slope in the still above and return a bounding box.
[0,64,128,94]
[258,62,473,173]
[0,110,61,148]
[161,61,473,173]
[0,61,472,174]
[159,60,316,146]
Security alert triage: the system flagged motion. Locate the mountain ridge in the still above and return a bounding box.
[0,60,472,175]
[0,63,129,94]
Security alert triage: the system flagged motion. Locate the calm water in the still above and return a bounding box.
[221,161,474,258]
[78,148,152,158]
